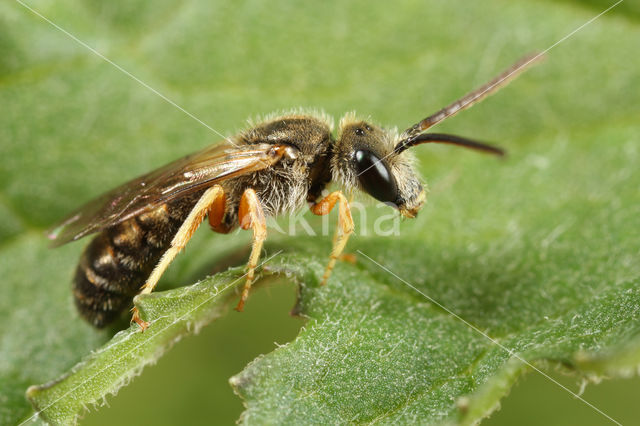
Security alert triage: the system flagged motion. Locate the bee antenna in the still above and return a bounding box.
[401,52,544,139]
[394,133,505,156]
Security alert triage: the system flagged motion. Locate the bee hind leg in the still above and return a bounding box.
[132,184,226,331]
[235,188,267,312]
[310,191,355,286]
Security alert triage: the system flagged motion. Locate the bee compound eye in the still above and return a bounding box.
[353,150,399,205]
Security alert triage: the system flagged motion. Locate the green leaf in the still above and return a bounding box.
[26,268,245,425]
[2,0,639,425]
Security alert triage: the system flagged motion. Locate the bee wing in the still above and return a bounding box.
[48,141,283,247]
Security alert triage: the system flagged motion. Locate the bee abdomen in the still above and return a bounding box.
[73,201,194,328]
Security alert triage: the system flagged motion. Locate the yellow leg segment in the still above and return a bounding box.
[235,188,267,312]
[132,185,225,331]
[311,191,355,286]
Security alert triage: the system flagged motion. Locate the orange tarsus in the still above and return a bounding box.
[131,307,149,332]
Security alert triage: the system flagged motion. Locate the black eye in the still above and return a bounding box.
[354,150,399,204]
[355,128,364,136]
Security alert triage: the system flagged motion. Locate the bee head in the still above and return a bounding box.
[332,112,506,218]
[332,114,425,218]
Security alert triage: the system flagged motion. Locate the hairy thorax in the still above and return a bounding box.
[215,113,335,230]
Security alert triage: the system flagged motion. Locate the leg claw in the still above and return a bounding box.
[131,307,150,332]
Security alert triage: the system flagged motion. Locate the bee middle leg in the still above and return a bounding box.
[235,188,267,312]
[132,184,226,331]
[310,191,355,286]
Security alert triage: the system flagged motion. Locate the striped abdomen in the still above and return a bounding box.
[73,194,201,328]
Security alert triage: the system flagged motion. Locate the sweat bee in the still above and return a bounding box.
[48,54,541,331]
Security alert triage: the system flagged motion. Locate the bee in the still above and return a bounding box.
[48,54,541,331]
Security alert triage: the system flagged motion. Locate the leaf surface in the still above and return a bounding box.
[1,0,639,424]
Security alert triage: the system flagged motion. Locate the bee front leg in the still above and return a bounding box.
[310,191,355,286]
[235,188,267,312]
[132,184,226,331]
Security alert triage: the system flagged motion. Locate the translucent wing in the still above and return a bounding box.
[48,141,284,246]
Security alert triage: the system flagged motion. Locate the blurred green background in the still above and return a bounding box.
[2,0,639,424]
